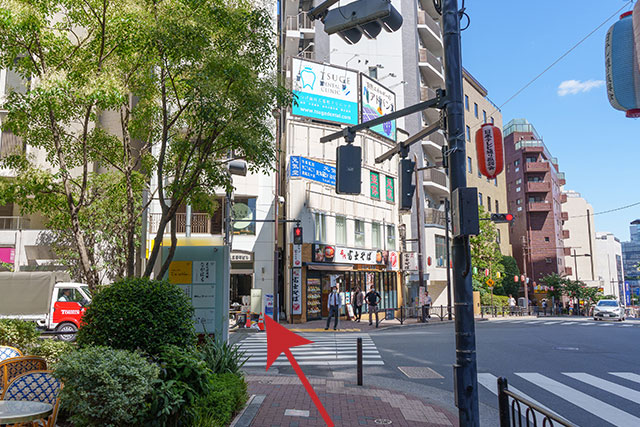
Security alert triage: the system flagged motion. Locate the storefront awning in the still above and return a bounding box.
[305,262,353,272]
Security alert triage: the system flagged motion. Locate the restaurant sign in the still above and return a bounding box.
[313,244,399,270]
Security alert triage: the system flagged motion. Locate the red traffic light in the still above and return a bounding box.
[490,213,514,223]
[505,213,513,221]
[293,226,303,244]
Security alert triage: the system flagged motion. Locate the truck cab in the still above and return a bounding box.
[48,282,92,340]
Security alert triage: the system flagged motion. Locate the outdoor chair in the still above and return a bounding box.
[1,370,62,427]
[0,356,47,395]
[0,345,22,362]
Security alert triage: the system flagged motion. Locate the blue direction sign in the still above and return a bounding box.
[289,156,336,186]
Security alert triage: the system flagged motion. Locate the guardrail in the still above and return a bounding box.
[374,305,454,327]
[498,377,574,427]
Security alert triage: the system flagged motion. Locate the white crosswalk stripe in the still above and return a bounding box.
[478,371,640,426]
[515,372,640,426]
[486,318,640,328]
[235,333,384,367]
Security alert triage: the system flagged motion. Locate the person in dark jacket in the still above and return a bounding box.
[365,286,381,326]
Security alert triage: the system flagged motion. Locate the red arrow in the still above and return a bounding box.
[264,315,334,427]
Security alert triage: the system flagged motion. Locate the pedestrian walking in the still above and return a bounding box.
[425,290,432,320]
[365,286,381,326]
[325,286,342,330]
[508,294,516,316]
[353,287,364,322]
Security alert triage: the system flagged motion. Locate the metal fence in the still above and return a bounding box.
[498,377,574,427]
[374,305,454,327]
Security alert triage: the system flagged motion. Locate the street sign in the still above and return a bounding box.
[293,244,302,267]
[486,278,495,287]
[402,252,419,271]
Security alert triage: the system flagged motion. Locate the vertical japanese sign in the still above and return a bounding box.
[370,171,380,199]
[385,176,394,202]
[293,244,302,268]
[292,268,302,315]
[360,74,397,141]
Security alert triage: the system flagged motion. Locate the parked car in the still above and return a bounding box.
[0,272,91,340]
[593,299,625,321]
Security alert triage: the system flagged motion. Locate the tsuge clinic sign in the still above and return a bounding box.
[291,58,358,125]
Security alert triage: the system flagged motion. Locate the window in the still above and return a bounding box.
[314,212,326,242]
[488,196,492,212]
[372,223,382,249]
[514,159,520,167]
[544,236,550,242]
[496,229,501,244]
[545,257,552,264]
[467,157,472,174]
[516,186,521,192]
[232,197,257,235]
[370,171,380,199]
[526,156,537,163]
[336,216,347,245]
[515,178,522,185]
[478,192,483,206]
[435,235,447,267]
[494,178,498,186]
[355,219,365,247]
[495,200,499,212]
[483,110,487,123]
[465,95,469,110]
[57,288,85,303]
[477,170,482,178]
[368,66,378,79]
[491,117,495,124]
[466,125,471,141]
[516,199,522,205]
[474,103,478,118]
[386,225,396,250]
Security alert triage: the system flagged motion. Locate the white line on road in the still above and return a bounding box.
[543,321,561,324]
[515,373,640,427]
[560,322,579,325]
[563,372,640,404]
[609,372,640,385]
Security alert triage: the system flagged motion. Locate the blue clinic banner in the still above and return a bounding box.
[291,58,358,125]
[290,156,336,186]
[625,281,631,306]
[361,74,397,141]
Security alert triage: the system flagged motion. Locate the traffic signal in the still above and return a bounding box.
[399,158,415,211]
[490,213,514,223]
[293,227,303,245]
[336,144,362,194]
[322,0,403,45]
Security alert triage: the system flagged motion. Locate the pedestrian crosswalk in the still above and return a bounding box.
[235,333,384,367]
[485,318,640,328]
[479,371,640,426]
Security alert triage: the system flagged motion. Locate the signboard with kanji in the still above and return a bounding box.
[292,268,302,315]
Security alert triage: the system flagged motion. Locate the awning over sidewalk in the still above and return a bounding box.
[304,262,353,272]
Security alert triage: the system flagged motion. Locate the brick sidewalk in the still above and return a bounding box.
[243,375,458,427]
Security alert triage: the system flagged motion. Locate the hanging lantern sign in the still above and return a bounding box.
[634,2,640,74]
[475,123,504,179]
[605,11,640,118]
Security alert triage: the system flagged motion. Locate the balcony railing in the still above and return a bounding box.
[527,202,551,212]
[0,131,24,157]
[417,9,441,34]
[425,208,447,227]
[286,12,314,32]
[561,212,569,221]
[0,216,31,230]
[564,247,572,256]
[423,168,448,188]
[418,48,443,74]
[149,213,215,234]
[525,181,551,193]
[562,229,570,239]
[560,194,568,203]
[524,162,549,173]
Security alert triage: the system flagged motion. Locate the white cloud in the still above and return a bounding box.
[557,79,605,96]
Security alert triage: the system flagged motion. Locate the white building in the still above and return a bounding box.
[595,232,625,301]
[561,190,598,287]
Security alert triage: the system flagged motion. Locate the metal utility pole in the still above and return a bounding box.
[414,157,426,293]
[445,198,452,320]
[442,0,479,424]
[521,237,529,305]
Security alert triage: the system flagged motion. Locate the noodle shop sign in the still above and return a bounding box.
[312,244,386,266]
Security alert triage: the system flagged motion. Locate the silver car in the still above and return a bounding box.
[593,300,625,321]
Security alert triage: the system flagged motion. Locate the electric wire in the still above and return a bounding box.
[568,201,640,219]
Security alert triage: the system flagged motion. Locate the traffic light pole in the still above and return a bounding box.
[442,0,480,425]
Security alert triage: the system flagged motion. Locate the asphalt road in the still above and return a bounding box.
[371,317,640,427]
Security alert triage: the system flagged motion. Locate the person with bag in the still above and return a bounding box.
[353,287,364,322]
[365,286,381,326]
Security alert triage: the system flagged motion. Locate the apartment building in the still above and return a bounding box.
[503,119,567,291]
[595,232,624,301]
[622,220,640,298]
[561,190,598,287]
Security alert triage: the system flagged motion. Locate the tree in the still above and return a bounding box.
[470,206,505,294]
[0,0,287,287]
[540,273,565,301]
[496,255,520,297]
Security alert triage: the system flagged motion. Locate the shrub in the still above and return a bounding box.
[481,293,509,307]
[54,346,159,427]
[200,335,248,375]
[191,373,248,427]
[77,277,195,355]
[30,339,74,366]
[146,345,212,426]
[0,319,40,350]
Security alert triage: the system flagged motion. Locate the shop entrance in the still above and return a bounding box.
[230,274,252,305]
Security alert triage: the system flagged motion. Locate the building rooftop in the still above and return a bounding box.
[504,118,541,139]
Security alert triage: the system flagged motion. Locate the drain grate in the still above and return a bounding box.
[398,366,444,379]
[374,419,393,425]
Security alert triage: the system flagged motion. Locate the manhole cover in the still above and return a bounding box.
[554,346,579,351]
[374,419,393,425]
[398,366,444,379]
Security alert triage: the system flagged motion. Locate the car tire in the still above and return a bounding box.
[56,322,78,342]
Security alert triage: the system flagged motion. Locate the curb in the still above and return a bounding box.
[229,394,265,427]
[374,319,455,331]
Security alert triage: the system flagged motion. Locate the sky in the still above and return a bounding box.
[460,0,639,242]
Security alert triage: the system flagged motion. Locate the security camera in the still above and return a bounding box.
[278,196,285,204]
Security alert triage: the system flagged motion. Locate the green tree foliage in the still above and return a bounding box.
[540,273,565,300]
[77,278,195,355]
[496,255,520,296]
[0,0,288,287]
[470,206,505,294]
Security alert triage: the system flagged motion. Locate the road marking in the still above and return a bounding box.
[560,322,578,325]
[516,373,640,427]
[543,321,560,324]
[620,324,633,327]
[609,372,640,385]
[597,323,613,326]
[563,372,640,404]
[477,373,567,426]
